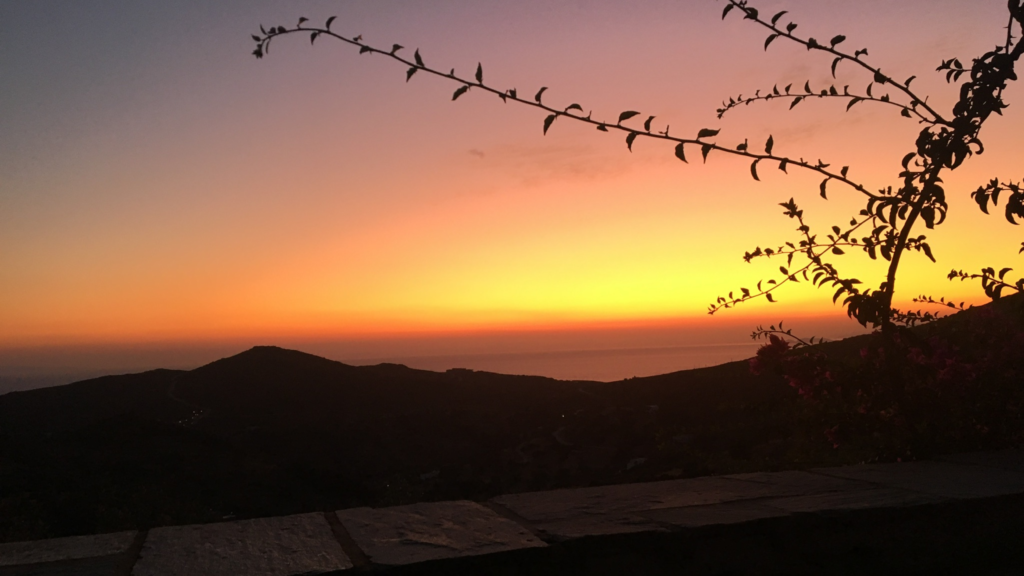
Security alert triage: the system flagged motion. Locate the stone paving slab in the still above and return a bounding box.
[0,531,136,568]
[939,449,1024,472]
[336,501,544,566]
[131,513,350,576]
[813,460,1024,499]
[518,513,672,540]
[491,477,754,539]
[722,470,872,498]
[641,500,789,528]
[764,486,947,513]
[491,471,872,539]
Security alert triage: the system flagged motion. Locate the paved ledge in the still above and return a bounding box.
[0,532,137,568]
[2,449,1022,575]
[336,501,545,566]
[132,513,349,576]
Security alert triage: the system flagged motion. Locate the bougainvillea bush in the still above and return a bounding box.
[752,294,1024,459]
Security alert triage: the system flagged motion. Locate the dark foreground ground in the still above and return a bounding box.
[0,345,828,542]
[1,295,1021,546]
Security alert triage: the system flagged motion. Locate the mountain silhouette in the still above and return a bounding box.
[1,343,782,541]
[2,295,1020,542]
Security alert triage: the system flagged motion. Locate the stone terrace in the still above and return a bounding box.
[3,449,1024,575]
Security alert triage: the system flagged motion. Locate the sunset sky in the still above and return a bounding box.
[2,0,1022,384]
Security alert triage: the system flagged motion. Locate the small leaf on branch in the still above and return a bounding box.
[565,103,583,113]
[644,115,655,132]
[298,17,309,26]
[831,57,841,78]
[737,140,748,151]
[765,135,774,155]
[535,87,548,103]
[787,22,797,33]
[359,45,372,54]
[475,63,483,84]
[873,70,887,83]
[771,11,788,25]
[626,132,638,151]
[722,4,735,19]
[830,35,846,47]
[751,159,761,181]
[406,67,417,81]
[841,166,849,178]
[326,16,336,30]
[596,124,608,132]
[543,114,557,135]
[766,293,777,303]
[901,109,912,118]
[832,247,845,255]
[765,34,779,50]
[618,111,641,124]
[846,97,863,111]
[790,96,804,109]
[804,81,812,93]
[922,207,936,228]
[674,143,688,163]
[905,75,916,87]
[701,144,713,163]
[310,32,319,44]
[779,159,788,173]
[391,44,403,54]
[820,178,829,199]
[697,128,720,139]
[452,85,470,100]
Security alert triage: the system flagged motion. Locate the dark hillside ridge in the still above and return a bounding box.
[1,295,1019,542]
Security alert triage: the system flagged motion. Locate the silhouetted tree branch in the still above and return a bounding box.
[252,1,1024,332]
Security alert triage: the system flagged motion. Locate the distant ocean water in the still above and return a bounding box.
[0,343,762,395]
[349,343,760,382]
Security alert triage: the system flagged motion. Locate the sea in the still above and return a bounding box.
[347,342,760,382]
[0,342,761,394]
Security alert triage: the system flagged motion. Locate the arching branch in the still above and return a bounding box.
[252,23,878,200]
[716,82,934,123]
[708,203,874,314]
[722,0,949,126]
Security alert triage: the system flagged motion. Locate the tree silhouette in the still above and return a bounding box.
[251,1,1024,334]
